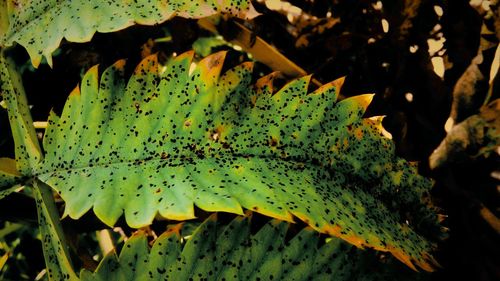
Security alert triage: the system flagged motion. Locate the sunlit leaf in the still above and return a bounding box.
[0,0,259,67]
[22,51,442,270]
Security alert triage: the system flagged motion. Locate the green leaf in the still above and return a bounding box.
[34,180,78,281]
[0,0,259,67]
[32,51,439,270]
[81,214,427,280]
[0,52,42,174]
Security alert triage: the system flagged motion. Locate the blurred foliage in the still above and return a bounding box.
[192,36,230,56]
[0,222,44,280]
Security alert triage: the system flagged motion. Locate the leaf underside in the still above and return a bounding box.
[80,214,425,281]
[28,51,440,270]
[0,0,258,67]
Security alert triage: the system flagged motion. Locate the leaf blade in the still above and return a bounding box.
[37,52,440,270]
[1,0,258,67]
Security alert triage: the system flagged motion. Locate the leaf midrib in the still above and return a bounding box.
[35,152,319,179]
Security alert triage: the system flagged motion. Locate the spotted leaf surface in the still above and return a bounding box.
[0,52,40,200]
[34,180,78,281]
[80,214,426,281]
[0,53,42,174]
[35,51,439,270]
[0,0,258,67]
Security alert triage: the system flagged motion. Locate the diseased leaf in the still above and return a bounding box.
[33,51,440,270]
[34,180,78,281]
[0,52,42,174]
[81,214,427,281]
[0,0,259,67]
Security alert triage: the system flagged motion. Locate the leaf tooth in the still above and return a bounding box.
[87,251,120,279]
[274,74,311,98]
[332,76,346,92]
[117,231,149,263]
[239,60,254,71]
[44,51,53,68]
[255,71,279,95]
[164,223,184,237]
[194,195,244,215]
[111,59,127,72]
[41,110,59,152]
[365,115,393,139]
[62,182,95,221]
[320,224,343,237]
[229,61,254,89]
[101,60,127,90]
[158,204,197,224]
[319,218,368,250]
[332,93,374,125]
[195,50,227,86]
[252,208,295,223]
[217,61,254,102]
[423,252,441,269]
[160,211,197,222]
[415,256,436,272]
[68,85,81,98]
[81,64,99,99]
[386,245,418,272]
[26,46,42,69]
[262,75,312,138]
[310,76,345,101]
[173,50,195,64]
[351,93,374,113]
[133,53,159,76]
[92,174,125,227]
